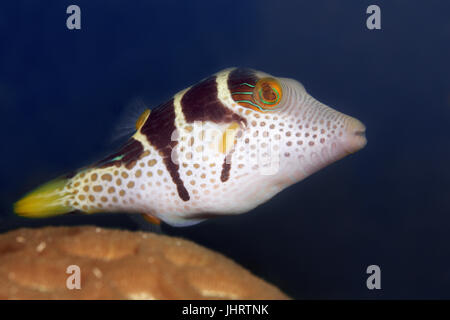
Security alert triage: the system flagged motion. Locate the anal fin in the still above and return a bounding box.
[141,213,161,226]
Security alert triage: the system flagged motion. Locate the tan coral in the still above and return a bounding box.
[0,226,289,300]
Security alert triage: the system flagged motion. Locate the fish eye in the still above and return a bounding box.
[253,77,282,109]
[230,77,283,112]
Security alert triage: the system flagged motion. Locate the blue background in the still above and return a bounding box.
[0,0,449,299]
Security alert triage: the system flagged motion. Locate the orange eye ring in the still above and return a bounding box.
[254,78,282,109]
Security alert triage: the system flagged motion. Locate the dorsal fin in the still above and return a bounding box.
[135,109,151,131]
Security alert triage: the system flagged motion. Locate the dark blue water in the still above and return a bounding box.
[0,0,449,299]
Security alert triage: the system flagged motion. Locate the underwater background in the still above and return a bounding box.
[0,0,449,299]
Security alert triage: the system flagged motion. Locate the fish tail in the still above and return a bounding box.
[14,177,73,218]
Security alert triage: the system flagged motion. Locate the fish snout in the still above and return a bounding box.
[343,117,367,154]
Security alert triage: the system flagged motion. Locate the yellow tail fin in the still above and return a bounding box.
[14,178,73,218]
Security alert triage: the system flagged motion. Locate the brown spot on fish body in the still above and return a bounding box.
[101,174,112,181]
[125,160,137,170]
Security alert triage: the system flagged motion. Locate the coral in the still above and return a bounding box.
[0,226,289,299]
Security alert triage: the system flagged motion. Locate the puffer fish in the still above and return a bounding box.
[14,68,367,227]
